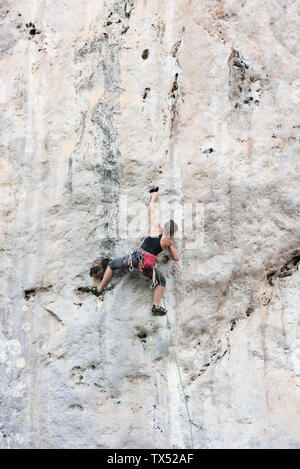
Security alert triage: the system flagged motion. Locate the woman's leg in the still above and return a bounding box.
[98,265,113,292]
[142,267,166,308]
[153,285,165,307]
[97,255,131,292]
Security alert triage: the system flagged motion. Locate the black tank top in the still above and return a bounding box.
[140,234,163,255]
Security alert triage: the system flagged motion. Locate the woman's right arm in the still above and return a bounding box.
[168,239,179,261]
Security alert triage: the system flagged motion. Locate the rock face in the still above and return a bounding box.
[0,0,299,449]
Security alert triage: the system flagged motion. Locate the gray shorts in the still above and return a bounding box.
[108,254,166,287]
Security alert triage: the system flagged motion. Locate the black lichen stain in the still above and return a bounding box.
[143,87,150,100]
[25,22,40,36]
[228,49,263,109]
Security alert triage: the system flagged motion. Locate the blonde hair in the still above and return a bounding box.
[163,219,178,238]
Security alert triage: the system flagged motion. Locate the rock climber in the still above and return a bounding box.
[86,187,179,315]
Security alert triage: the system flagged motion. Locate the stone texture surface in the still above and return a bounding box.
[0,0,300,449]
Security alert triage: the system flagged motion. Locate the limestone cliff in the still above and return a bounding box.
[0,0,299,449]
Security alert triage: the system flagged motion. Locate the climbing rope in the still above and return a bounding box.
[157,270,194,449]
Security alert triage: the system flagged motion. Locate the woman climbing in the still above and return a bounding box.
[86,187,179,316]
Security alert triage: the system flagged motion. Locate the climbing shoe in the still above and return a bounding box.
[78,286,103,297]
[149,186,159,193]
[151,304,167,316]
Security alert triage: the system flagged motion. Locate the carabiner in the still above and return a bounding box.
[150,280,158,290]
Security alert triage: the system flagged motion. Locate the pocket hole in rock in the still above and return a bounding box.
[246,306,255,317]
[90,258,110,280]
[24,289,37,300]
[142,49,149,60]
[136,329,147,343]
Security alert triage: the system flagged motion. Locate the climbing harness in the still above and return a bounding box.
[157,270,194,449]
[129,248,158,289]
